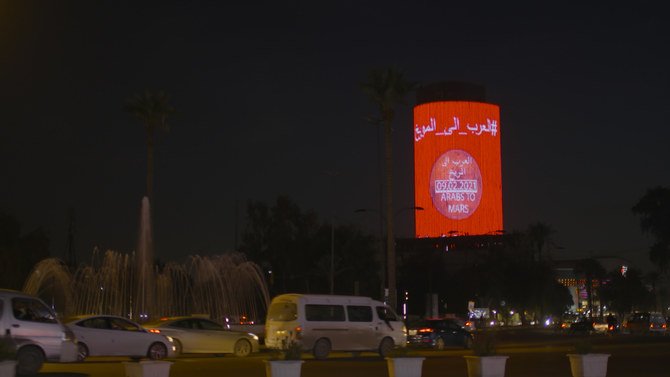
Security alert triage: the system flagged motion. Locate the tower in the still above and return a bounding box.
[413,82,503,237]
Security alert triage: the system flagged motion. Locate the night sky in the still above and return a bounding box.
[2,1,668,271]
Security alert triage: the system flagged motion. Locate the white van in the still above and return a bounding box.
[0,289,78,375]
[265,294,406,359]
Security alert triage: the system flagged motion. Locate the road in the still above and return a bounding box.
[39,330,670,377]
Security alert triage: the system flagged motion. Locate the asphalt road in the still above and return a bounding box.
[39,330,670,377]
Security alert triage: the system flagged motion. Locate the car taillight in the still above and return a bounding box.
[294,326,302,339]
[148,328,161,334]
[418,328,433,333]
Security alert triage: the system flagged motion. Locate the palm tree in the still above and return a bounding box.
[632,186,670,273]
[124,90,175,202]
[361,67,416,308]
[527,222,554,263]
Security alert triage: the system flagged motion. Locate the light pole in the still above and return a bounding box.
[330,216,335,294]
[355,206,424,305]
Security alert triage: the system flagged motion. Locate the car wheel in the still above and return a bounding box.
[148,342,168,360]
[435,337,445,350]
[233,339,252,357]
[313,338,331,360]
[378,337,394,358]
[173,339,183,356]
[17,345,44,376]
[76,343,89,361]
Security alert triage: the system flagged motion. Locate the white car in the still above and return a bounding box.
[143,316,260,357]
[65,315,175,360]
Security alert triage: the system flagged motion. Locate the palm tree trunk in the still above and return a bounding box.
[384,120,396,309]
[146,133,154,202]
[587,277,593,317]
[377,121,386,300]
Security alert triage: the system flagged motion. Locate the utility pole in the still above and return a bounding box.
[330,218,335,294]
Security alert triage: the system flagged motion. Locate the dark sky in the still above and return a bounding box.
[1,1,668,271]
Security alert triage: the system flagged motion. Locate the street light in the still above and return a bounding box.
[330,216,335,294]
[354,206,424,305]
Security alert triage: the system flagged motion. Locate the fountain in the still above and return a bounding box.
[23,197,270,323]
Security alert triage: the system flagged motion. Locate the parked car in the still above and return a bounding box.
[65,315,175,360]
[0,289,78,375]
[623,312,667,335]
[407,318,473,349]
[143,316,259,357]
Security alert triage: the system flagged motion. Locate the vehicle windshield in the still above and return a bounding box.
[267,302,297,321]
[12,297,57,323]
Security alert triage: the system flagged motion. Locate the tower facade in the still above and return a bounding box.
[413,82,503,237]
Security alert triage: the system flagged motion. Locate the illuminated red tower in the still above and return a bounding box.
[413,82,503,237]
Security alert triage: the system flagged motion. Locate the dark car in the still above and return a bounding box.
[569,318,595,334]
[407,319,473,349]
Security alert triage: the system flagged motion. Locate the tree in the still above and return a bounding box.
[313,222,380,297]
[600,268,651,316]
[361,67,416,309]
[0,210,50,290]
[239,196,379,297]
[632,186,670,272]
[125,90,175,202]
[240,196,318,294]
[527,222,554,263]
[541,279,573,319]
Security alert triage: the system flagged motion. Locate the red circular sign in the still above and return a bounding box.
[429,149,483,220]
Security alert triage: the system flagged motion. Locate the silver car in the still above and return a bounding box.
[143,316,259,357]
[65,315,175,360]
[0,289,78,375]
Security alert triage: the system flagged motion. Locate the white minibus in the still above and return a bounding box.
[265,294,406,359]
[0,289,78,375]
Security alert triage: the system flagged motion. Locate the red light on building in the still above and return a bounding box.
[414,101,503,237]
